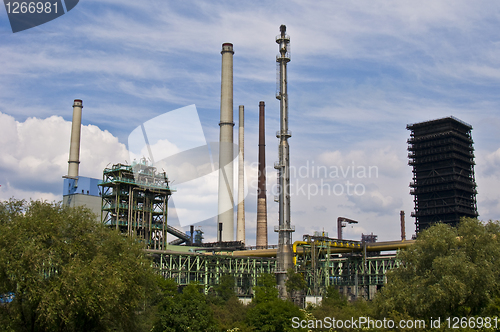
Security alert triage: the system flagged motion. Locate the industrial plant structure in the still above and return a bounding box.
[407,116,478,232]
[99,160,177,250]
[60,26,470,304]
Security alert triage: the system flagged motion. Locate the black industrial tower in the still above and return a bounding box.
[407,116,478,232]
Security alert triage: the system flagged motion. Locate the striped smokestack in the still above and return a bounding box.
[256,101,268,248]
[217,43,235,242]
[67,99,83,178]
[236,105,245,243]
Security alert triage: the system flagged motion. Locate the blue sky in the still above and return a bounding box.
[1,0,500,244]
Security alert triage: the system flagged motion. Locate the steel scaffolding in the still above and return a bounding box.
[407,116,478,232]
[149,251,277,296]
[147,248,398,299]
[293,235,398,298]
[99,160,175,250]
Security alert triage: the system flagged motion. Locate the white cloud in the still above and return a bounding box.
[479,148,500,177]
[0,112,128,201]
[474,149,500,221]
[347,186,402,216]
[0,182,61,203]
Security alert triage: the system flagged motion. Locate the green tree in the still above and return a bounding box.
[252,273,279,304]
[246,274,306,332]
[208,275,251,331]
[212,296,250,332]
[209,274,236,304]
[322,285,347,308]
[0,199,157,332]
[376,218,500,320]
[285,269,306,292]
[311,286,376,332]
[246,299,305,332]
[153,283,218,332]
[285,268,306,306]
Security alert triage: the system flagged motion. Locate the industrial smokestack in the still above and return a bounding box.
[236,105,245,244]
[256,101,268,248]
[217,43,235,242]
[400,210,406,241]
[67,99,83,178]
[275,25,294,299]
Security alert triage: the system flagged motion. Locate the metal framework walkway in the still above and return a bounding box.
[148,250,277,296]
[147,248,399,299]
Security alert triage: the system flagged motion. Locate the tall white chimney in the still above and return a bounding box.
[67,99,83,178]
[236,105,245,243]
[217,43,235,242]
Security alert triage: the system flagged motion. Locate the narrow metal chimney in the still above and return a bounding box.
[217,43,235,242]
[236,105,245,244]
[275,25,294,298]
[400,210,406,241]
[67,99,83,178]
[256,101,268,248]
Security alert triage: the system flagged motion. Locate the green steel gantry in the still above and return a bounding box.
[149,251,277,296]
[147,248,398,299]
[99,160,175,250]
[294,236,399,299]
[300,254,398,299]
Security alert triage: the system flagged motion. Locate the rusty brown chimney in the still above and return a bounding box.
[256,101,268,248]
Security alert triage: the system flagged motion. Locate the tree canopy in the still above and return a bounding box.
[209,274,237,304]
[153,281,218,332]
[376,217,500,319]
[246,273,306,332]
[0,199,157,332]
[8,199,499,331]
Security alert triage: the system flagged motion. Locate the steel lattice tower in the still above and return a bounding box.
[100,160,175,249]
[275,24,294,298]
